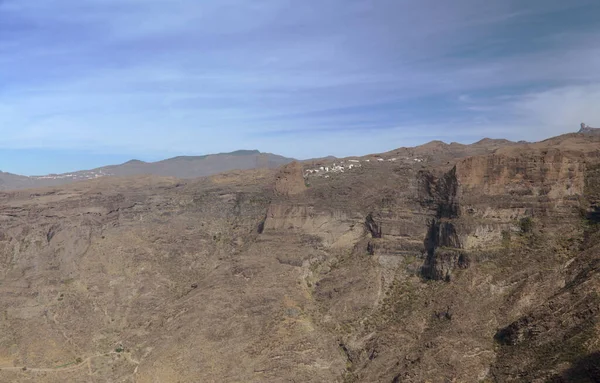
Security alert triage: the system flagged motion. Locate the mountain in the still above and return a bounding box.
[88,149,293,178]
[0,137,521,192]
[1,129,600,382]
[0,171,39,190]
[0,150,294,191]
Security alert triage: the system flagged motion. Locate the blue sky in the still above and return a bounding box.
[1,0,600,175]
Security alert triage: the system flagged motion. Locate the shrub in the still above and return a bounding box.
[519,217,534,234]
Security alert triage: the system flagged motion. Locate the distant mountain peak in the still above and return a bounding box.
[124,159,146,165]
[227,149,261,156]
[420,140,447,148]
[169,150,262,161]
[473,138,513,145]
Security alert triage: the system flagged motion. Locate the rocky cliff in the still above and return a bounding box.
[1,133,599,382]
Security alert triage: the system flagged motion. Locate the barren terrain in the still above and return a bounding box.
[1,131,600,382]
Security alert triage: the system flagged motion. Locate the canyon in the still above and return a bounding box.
[0,130,599,382]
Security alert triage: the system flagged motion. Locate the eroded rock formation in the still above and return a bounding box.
[274,161,307,196]
[580,122,600,135]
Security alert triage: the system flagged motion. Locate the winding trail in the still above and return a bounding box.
[0,350,139,374]
[0,355,93,373]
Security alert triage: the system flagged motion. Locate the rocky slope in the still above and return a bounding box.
[0,132,599,382]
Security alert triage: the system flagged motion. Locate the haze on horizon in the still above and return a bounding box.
[1,0,600,175]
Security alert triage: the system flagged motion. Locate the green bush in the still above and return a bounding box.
[519,217,534,234]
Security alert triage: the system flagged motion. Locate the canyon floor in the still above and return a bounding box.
[1,132,600,382]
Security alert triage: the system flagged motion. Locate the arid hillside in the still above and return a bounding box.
[0,132,599,382]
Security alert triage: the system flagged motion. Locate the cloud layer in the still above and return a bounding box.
[1,0,599,173]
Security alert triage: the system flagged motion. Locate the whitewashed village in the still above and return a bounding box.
[32,169,110,181]
[303,156,426,179]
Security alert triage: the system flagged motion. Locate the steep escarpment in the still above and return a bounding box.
[418,167,468,281]
[490,163,600,382]
[586,163,600,224]
[299,135,600,382]
[422,219,469,281]
[454,142,600,251]
[456,149,587,198]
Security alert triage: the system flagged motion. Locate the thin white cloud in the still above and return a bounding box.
[512,85,600,134]
[0,0,599,169]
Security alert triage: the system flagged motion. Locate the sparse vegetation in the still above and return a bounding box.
[519,217,534,234]
[501,229,511,248]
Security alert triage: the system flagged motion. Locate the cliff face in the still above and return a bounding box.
[456,149,586,197]
[1,133,599,382]
[490,163,600,382]
[299,133,600,382]
[418,167,467,281]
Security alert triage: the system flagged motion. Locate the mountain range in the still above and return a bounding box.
[0,150,294,191]
[3,125,600,192]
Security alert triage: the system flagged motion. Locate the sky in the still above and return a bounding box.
[1,0,600,175]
